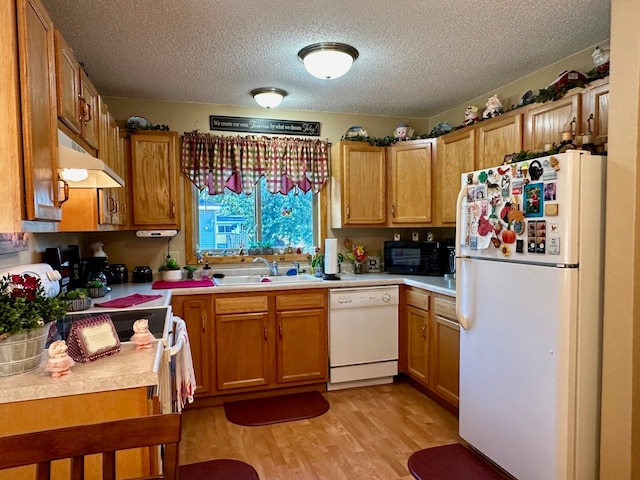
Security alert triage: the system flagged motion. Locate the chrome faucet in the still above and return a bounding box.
[292,261,300,275]
[253,257,279,276]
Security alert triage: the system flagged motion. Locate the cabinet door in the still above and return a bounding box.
[431,296,460,407]
[388,140,433,226]
[79,69,99,150]
[436,129,475,224]
[173,296,212,396]
[476,113,523,171]
[276,309,328,384]
[406,305,429,386]
[54,29,82,135]
[584,80,609,145]
[215,312,270,391]
[17,0,61,222]
[331,142,386,227]
[524,93,581,151]
[130,132,180,227]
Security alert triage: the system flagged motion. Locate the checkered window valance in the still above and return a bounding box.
[181,132,330,195]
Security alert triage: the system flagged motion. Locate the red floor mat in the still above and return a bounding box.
[408,443,509,479]
[223,391,329,426]
[179,459,259,480]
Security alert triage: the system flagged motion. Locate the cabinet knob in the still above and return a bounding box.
[421,324,427,340]
[263,326,268,341]
[201,315,206,333]
[278,323,283,339]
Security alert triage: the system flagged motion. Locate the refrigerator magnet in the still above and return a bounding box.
[512,179,523,195]
[501,175,510,197]
[524,183,543,217]
[545,203,559,216]
[548,237,561,255]
[516,239,525,253]
[544,182,557,201]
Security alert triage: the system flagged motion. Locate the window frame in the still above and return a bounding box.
[183,176,327,265]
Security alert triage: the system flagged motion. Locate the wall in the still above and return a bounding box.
[599,0,639,476]
[0,233,82,272]
[428,43,607,129]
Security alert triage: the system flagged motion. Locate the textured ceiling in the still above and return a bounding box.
[40,0,610,119]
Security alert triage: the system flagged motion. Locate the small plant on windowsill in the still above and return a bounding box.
[183,265,197,280]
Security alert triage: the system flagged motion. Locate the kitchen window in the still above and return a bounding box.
[181,132,329,264]
[193,176,317,255]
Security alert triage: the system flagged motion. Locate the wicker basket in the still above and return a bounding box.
[65,297,92,312]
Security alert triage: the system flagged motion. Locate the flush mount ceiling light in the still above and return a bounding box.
[298,42,359,80]
[251,87,288,109]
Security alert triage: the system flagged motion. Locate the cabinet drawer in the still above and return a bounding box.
[406,288,429,311]
[215,295,269,314]
[434,296,457,322]
[276,291,325,311]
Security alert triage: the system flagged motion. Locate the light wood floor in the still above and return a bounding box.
[180,381,462,480]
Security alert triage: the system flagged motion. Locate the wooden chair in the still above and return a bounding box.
[0,413,182,480]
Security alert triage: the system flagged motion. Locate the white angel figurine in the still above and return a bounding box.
[130,319,155,350]
[45,340,75,378]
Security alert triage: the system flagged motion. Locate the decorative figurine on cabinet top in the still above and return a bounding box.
[45,340,75,378]
[344,125,368,138]
[130,319,155,350]
[394,123,414,140]
[463,106,480,126]
[591,45,610,74]
[482,94,504,119]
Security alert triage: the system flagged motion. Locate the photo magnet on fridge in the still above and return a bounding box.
[524,183,544,217]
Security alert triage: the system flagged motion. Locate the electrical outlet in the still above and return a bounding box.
[169,251,180,265]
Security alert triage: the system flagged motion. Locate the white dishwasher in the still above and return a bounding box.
[328,286,399,391]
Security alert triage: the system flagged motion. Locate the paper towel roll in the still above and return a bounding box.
[324,238,339,275]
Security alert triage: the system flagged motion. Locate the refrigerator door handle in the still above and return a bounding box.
[454,185,466,257]
[455,257,471,330]
[455,184,471,330]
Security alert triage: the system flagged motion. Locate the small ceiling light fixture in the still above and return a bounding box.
[298,42,359,80]
[251,87,287,109]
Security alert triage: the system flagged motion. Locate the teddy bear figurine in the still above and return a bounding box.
[45,340,75,379]
[130,319,155,350]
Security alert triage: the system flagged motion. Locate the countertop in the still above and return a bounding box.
[168,273,456,297]
[0,341,161,404]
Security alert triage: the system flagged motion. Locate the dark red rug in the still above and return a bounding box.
[408,443,508,479]
[179,459,259,480]
[223,391,329,426]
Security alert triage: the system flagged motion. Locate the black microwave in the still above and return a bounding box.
[383,241,447,276]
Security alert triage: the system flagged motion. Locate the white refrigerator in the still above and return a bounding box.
[455,151,606,480]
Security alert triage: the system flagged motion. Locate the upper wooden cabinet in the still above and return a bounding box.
[54,30,99,151]
[10,0,62,227]
[581,78,609,146]
[129,131,180,228]
[523,92,581,151]
[475,112,524,171]
[436,128,475,225]
[331,141,386,227]
[387,139,434,226]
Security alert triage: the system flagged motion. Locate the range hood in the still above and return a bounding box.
[57,130,125,188]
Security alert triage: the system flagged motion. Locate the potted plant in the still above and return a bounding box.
[59,288,91,311]
[86,280,107,298]
[0,273,68,376]
[183,265,197,280]
[159,257,182,282]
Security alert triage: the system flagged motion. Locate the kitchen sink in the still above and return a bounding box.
[213,273,322,286]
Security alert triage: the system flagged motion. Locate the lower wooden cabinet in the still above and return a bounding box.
[171,295,212,396]
[430,295,460,406]
[401,287,460,409]
[173,290,328,400]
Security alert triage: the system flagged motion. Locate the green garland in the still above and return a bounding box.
[344,70,609,145]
